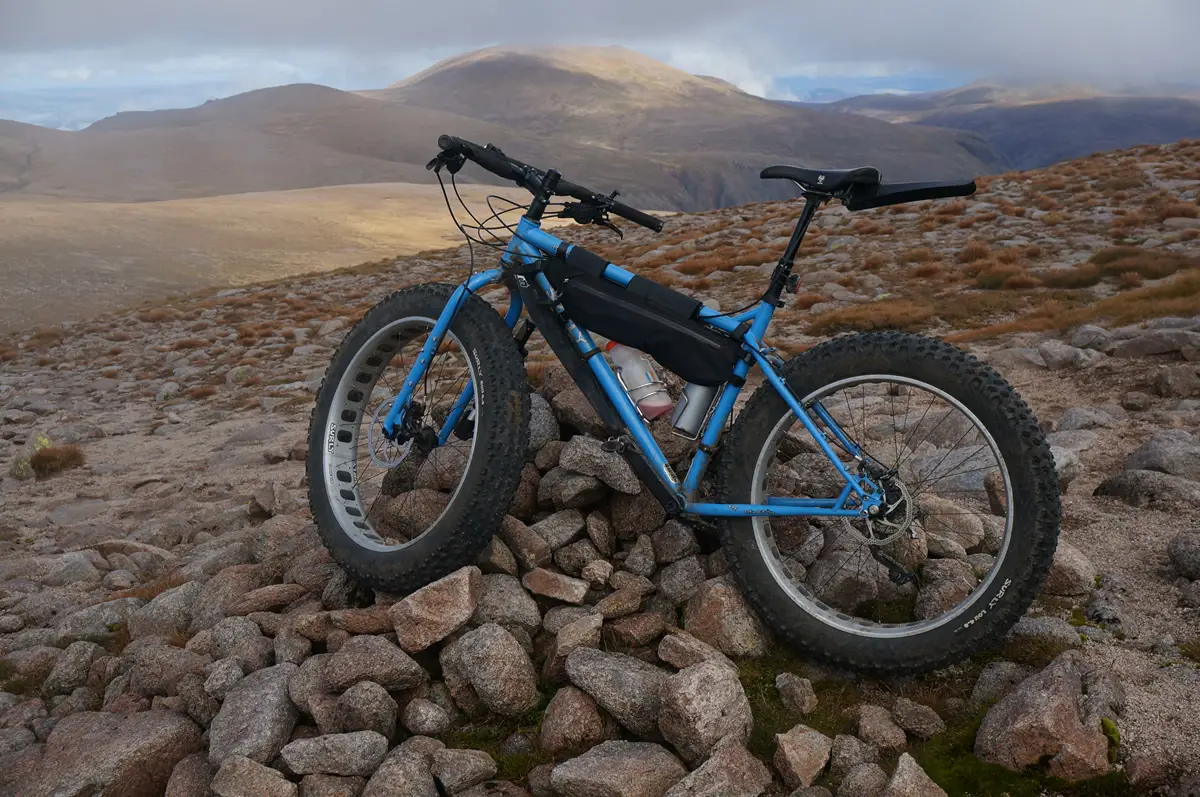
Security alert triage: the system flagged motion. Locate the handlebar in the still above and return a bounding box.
[436,135,664,233]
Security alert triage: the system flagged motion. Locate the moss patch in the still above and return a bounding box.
[994,634,1077,669]
[444,705,553,782]
[1179,637,1200,664]
[735,649,865,760]
[912,708,1131,796]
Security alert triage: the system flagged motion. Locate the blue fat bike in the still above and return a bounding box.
[306,135,1060,673]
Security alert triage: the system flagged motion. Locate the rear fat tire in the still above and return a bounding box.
[307,283,530,594]
[717,331,1060,673]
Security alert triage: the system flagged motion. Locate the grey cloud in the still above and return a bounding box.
[1,0,1198,84]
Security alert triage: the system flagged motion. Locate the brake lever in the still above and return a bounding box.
[426,152,466,175]
[556,202,623,238]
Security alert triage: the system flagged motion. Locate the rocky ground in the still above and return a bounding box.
[2,141,1200,797]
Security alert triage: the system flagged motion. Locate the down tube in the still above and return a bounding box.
[437,286,524,444]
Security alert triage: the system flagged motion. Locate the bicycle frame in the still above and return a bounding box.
[383,215,885,521]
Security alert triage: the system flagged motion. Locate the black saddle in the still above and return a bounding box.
[761,164,976,211]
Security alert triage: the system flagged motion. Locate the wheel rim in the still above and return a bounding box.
[750,374,1014,638]
[322,316,479,552]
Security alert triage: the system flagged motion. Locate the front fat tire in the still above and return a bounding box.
[306,283,530,594]
[717,331,1060,674]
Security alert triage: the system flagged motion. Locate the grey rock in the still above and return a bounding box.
[1057,407,1114,431]
[528,393,560,455]
[540,685,606,757]
[559,435,641,494]
[555,539,603,576]
[651,521,700,564]
[211,755,297,797]
[625,534,658,578]
[22,710,202,797]
[337,681,397,739]
[611,488,668,539]
[55,597,145,645]
[431,747,497,793]
[566,647,669,737]
[477,535,520,577]
[543,613,602,683]
[774,724,833,789]
[323,635,427,692]
[540,467,608,509]
[587,511,616,557]
[662,738,772,797]
[208,663,299,766]
[891,698,945,740]
[402,698,451,736]
[165,752,215,797]
[212,616,274,672]
[582,558,615,587]
[1050,447,1083,492]
[657,631,736,672]
[298,774,366,797]
[839,763,888,797]
[1069,325,1112,351]
[974,652,1110,781]
[530,509,587,550]
[275,628,313,666]
[659,659,753,765]
[280,731,389,777]
[1038,341,1104,370]
[472,573,542,632]
[682,576,769,657]
[829,734,879,781]
[1169,530,1200,579]
[205,658,245,700]
[390,566,481,653]
[496,516,552,571]
[776,673,818,714]
[657,556,707,605]
[522,568,589,604]
[42,640,100,696]
[456,623,539,716]
[856,705,906,752]
[550,741,686,797]
[1042,541,1097,596]
[881,754,947,797]
[1094,469,1200,509]
[1112,329,1200,358]
[362,737,443,797]
[1124,430,1200,480]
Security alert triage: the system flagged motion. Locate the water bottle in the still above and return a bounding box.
[671,382,721,439]
[606,342,673,420]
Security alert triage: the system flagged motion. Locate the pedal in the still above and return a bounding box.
[601,436,629,453]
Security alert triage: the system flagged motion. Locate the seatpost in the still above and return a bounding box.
[526,169,561,222]
[766,193,824,303]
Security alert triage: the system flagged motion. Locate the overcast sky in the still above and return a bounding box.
[2,0,1199,97]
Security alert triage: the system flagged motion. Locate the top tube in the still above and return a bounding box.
[512,218,762,334]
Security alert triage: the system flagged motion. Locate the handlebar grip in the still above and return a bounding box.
[610,200,664,233]
[438,135,456,150]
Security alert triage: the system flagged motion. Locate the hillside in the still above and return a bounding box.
[813,79,1200,170]
[3,140,1200,796]
[0,46,1002,210]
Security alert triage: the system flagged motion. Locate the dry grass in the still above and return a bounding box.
[184,385,219,399]
[0,344,16,362]
[863,252,889,271]
[792,293,825,310]
[136,308,172,323]
[808,300,934,335]
[29,445,86,478]
[904,247,936,263]
[111,571,189,602]
[957,242,991,264]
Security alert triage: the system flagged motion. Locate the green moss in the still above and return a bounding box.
[1100,718,1120,763]
[912,708,1132,796]
[444,706,552,782]
[1179,637,1200,664]
[735,649,864,760]
[1067,607,1090,628]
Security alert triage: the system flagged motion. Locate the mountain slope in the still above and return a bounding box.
[2,46,1002,210]
[812,79,1200,170]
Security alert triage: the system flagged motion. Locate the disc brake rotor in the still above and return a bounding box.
[847,477,916,547]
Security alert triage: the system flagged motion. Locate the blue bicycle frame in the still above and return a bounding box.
[383,215,885,520]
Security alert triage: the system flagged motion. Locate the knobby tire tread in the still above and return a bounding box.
[306,283,529,595]
[717,331,1060,674]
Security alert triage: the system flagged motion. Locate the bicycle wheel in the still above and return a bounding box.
[306,283,529,593]
[718,331,1059,673]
